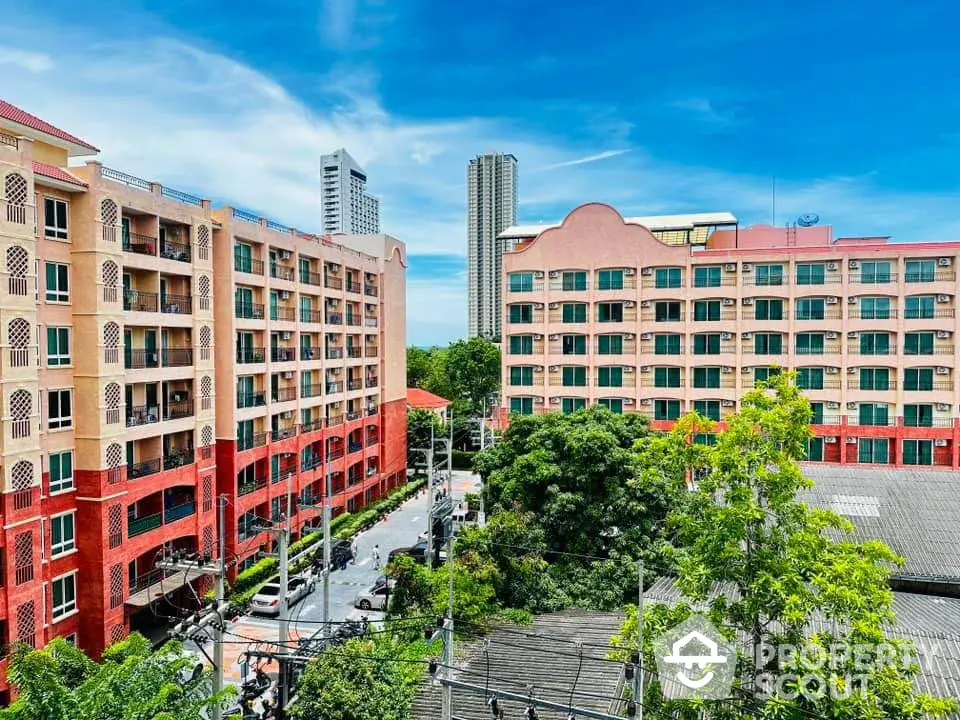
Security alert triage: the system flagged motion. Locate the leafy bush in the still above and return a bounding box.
[452,449,476,470]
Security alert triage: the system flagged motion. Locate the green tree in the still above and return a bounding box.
[406,408,444,468]
[444,337,500,414]
[406,346,433,388]
[0,634,232,720]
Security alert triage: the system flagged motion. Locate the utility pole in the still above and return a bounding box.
[441,535,456,720]
[213,495,226,720]
[636,559,644,720]
[322,460,332,638]
[254,496,292,717]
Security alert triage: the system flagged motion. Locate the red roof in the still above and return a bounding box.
[32,161,86,188]
[0,100,99,152]
[406,388,451,410]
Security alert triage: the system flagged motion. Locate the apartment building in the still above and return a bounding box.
[0,100,406,689]
[320,149,380,235]
[502,202,960,470]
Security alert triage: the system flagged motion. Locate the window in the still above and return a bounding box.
[597,335,623,355]
[754,299,783,320]
[859,260,892,283]
[52,573,77,619]
[654,399,680,421]
[48,389,72,430]
[693,400,721,421]
[562,335,586,355]
[858,403,889,426]
[903,404,933,428]
[859,296,891,319]
[598,269,623,290]
[509,304,533,324]
[904,368,934,391]
[858,438,889,464]
[50,513,75,556]
[655,267,682,289]
[693,433,716,446]
[562,303,587,323]
[803,437,824,461]
[597,398,623,413]
[693,334,720,355]
[693,300,721,321]
[654,367,681,388]
[905,295,935,319]
[654,334,681,355]
[859,368,890,391]
[795,298,825,320]
[904,332,934,355]
[902,439,934,466]
[859,332,890,355]
[562,366,586,387]
[44,198,68,240]
[654,301,681,322]
[597,366,623,387]
[693,266,721,288]
[796,263,825,285]
[754,333,782,355]
[44,262,69,302]
[561,271,587,291]
[905,259,936,283]
[49,451,73,493]
[509,272,534,292]
[561,398,586,414]
[796,367,824,390]
[597,303,624,322]
[509,335,534,355]
[509,367,534,386]
[795,333,824,355]
[46,327,70,366]
[754,366,781,384]
[693,367,720,389]
[509,397,533,415]
[810,402,824,424]
[755,264,783,286]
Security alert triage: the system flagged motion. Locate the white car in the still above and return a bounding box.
[353,580,395,611]
[250,576,315,616]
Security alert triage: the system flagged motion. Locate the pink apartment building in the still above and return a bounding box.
[501,202,960,469]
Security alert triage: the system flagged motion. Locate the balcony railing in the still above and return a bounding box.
[300,309,322,323]
[365,346,378,358]
[850,272,898,284]
[345,279,361,293]
[235,258,264,275]
[326,382,343,393]
[347,347,361,359]
[164,448,194,469]
[128,513,163,538]
[302,419,323,433]
[164,400,194,420]
[160,240,191,262]
[325,276,342,290]
[345,315,361,327]
[0,131,17,148]
[366,405,378,416]
[271,347,296,362]
[271,306,296,321]
[347,379,363,391]
[904,345,955,355]
[364,284,378,297]
[237,347,266,363]
[237,391,266,408]
[237,432,268,451]
[300,269,323,286]
[164,501,196,523]
[327,347,344,359]
[327,414,344,427]
[905,270,956,283]
[122,231,157,256]
[125,348,160,369]
[301,385,322,398]
[301,347,320,361]
[129,458,161,479]
[365,376,379,388]
[904,381,955,392]
[238,476,268,496]
[327,447,345,461]
[124,290,159,312]
[236,302,265,320]
[162,347,194,366]
[326,313,343,325]
[273,386,297,402]
[271,264,295,281]
[127,405,160,427]
[849,309,898,320]
[811,415,842,425]
[346,410,362,421]
[272,426,296,441]
[364,317,378,327]
[904,309,956,319]
[162,294,193,314]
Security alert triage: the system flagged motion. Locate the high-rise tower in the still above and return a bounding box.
[321,149,380,235]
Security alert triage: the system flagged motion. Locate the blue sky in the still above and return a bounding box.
[2,0,960,345]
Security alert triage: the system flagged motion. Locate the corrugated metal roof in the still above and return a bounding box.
[498,212,738,239]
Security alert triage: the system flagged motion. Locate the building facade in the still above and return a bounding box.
[502,202,960,469]
[320,149,380,235]
[0,101,406,693]
[467,152,517,339]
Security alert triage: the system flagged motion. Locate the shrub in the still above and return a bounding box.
[452,450,476,470]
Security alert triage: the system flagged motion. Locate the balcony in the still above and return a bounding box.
[164,400,194,421]
[300,269,323,286]
[365,376,379,388]
[345,315,361,327]
[366,404,378,416]
[237,391,267,408]
[364,317,378,327]
[364,284,378,297]
[235,258,265,275]
[125,290,159,313]
[272,386,297,402]
[271,347,296,362]
[302,418,323,434]
[129,458,161,480]
[326,312,343,325]
[236,302,265,320]
[347,347,361,359]
[346,410,362,421]
[164,501,195,523]
[904,309,956,319]
[238,475,267,496]
[904,381,954,392]
[125,348,160,369]
[301,385,322,399]
[346,278,362,293]
[162,348,193,367]
[327,414,344,428]
[849,309,898,320]
[326,381,343,393]
[327,347,344,359]
[365,346,378,358]
[300,309,322,323]
[327,446,345,461]
[161,294,192,314]
[325,276,342,290]
[164,448,194,469]
[270,264,295,281]
[271,306,295,321]
[301,347,320,361]
[347,379,363,391]
[160,240,191,263]
[122,231,157,256]
[127,405,160,427]
[272,426,296,441]
[237,432,268,451]
[128,513,162,538]
[850,272,898,284]
[905,270,956,283]
[237,347,266,363]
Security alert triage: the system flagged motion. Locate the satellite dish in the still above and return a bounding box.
[797,213,820,227]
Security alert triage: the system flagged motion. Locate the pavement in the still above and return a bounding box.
[213,471,480,687]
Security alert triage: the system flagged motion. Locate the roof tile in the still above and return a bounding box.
[0,99,98,151]
[32,161,87,188]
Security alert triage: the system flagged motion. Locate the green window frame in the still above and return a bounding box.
[561,398,586,414]
[655,267,682,289]
[509,366,534,386]
[597,398,623,414]
[52,573,77,619]
[597,366,624,387]
[803,437,825,461]
[809,402,824,424]
[693,300,721,321]
[693,266,721,288]
[755,264,784,286]
[693,400,721,421]
[654,334,681,355]
[562,366,587,387]
[904,368,934,391]
[509,397,534,415]
[234,242,253,272]
[902,439,933,466]
[859,332,890,355]
[693,334,720,355]
[905,259,936,283]
[45,261,69,302]
[509,272,534,292]
[47,327,70,366]
[597,335,623,355]
[860,261,892,283]
[561,271,587,291]
[654,399,680,421]
[903,404,933,427]
[562,303,587,323]
[509,335,534,355]
[904,332,934,355]
[795,333,824,355]
[754,298,783,320]
[654,367,681,388]
[858,368,890,391]
[509,304,533,324]
[655,302,682,322]
[692,367,720,389]
[796,367,824,390]
[905,295,935,319]
[49,450,73,493]
[597,303,624,322]
[597,269,624,290]
[858,438,889,464]
[561,335,587,355]
[859,296,891,319]
[754,333,782,355]
[858,403,889,426]
[795,263,825,285]
[754,366,781,384]
[795,298,825,320]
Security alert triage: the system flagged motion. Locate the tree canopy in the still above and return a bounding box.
[406,337,500,415]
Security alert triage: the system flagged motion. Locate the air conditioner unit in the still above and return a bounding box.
[724,263,736,272]
[640,333,652,341]
[826,296,838,305]
[534,303,544,309]
[641,267,653,276]
[327,298,336,305]
[937,294,950,303]
[936,403,950,411]
[936,438,949,447]
[741,367,752,374]
[846,436,858,444]
[937,330,950,339]
[847,331,858,339]
[827,262,838,271]
[824,436,837,444]
[939,257,952,267]
[549,365,559,372]
[847,402,857,410]
[279,250,291,260]
[722,298,735,306]
[533,366,543,373]
[534,271,545,278]
[639,398,652,406]
[849,260,859,269]
[549,302,559,309]
[741,332,752,339]
[534,397,544,404]
[549,334,560,341]
[827,401,840,409]
[721,332,733,340]
[937,366,950,375]
[329,263,340,271]
[847,367,857,374]
[640,300,651,308]
[624,268,636,276]
[624,398,635,405]
[722,366,733,373]
[826,367,839,374]
[281,332,291,340]
[640,366,651,373]
[280,291,290,300]
[549,271,559,279]
[283,371,294,379]
[742,298,754,305]
[722,399,734,407]
[549,397,560,404]
[624,301,635,308]
[624,333,635,340]
[623,367,634,374]
[826,331,838,339]
[742,263,752,272]
[534,334,543,340]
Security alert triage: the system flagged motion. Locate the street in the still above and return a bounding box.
[217,471,480,686]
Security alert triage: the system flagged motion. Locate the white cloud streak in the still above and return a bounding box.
[537,148,632,171]
[0,48,53,73]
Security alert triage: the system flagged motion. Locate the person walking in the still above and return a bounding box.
[372,544,381,570]
[350,537,358,564]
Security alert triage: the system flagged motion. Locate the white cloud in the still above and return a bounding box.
[0,48,53,73]
[320,0,358,49]
[537,149,631,171]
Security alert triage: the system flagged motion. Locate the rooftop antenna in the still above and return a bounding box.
[771,177,776,226]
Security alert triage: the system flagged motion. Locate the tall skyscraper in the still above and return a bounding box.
[467,152,518,339]
[321,149,381,235]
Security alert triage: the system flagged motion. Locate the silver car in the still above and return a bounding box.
[250,576,315,616]
[353,580,394,611]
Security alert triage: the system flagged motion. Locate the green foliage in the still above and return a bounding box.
[407,408,444,467]
[451,449,476,470]
[406,337,501,417]
[406,346,434,389]
[0,634,233,720]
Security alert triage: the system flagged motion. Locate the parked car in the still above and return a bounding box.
[388,540,429,564]
[250,576,315,616]
[354,581,395,611]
